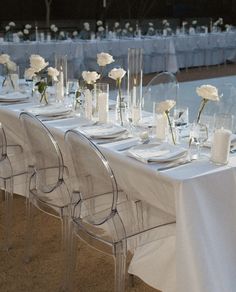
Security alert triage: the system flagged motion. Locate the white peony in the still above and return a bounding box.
[9,22,16,27]
[72,31,78,36]
[30,54,48,72]
[192,20,197,25]
[196,85,221,123]
[0,54,10,64]
[84,22,90,31]
[24,68,36,79]
[162,19,167,24]
[23,29,29,35]
[156,100,176,114]
[108,68,126,81]
[97,20,103,26]
[6,60,17,72]
[125,22,130,28]
[25,24,32,29]
[114,22,119,28]
[17,31,23,37]
[47,67,59,81]
[149,22,154,26]
[50,24,56,29]
[59,31,65,36]
[196,85,220,101]
[97,52,114,67]
[98,26,104,32]
[82,71,100,84]
[5,25,10,31]
[129,27,133,32]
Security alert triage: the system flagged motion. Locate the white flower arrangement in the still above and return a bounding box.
[23,29,29,35]
[98,26,105,32]
[83,22,90,31]
[97,20,103,26]
[26,54,59,103]
[109,68,126,125]
[25,24,32,29]
[125,22,130,29]
[0,53,17,88]
[156,100,176,144]
[114,22,120,28]
[97,52,114,67]
[196,85,221,123]
[82,71,100,84]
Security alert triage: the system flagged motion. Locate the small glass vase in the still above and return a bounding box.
[116,94,127,127]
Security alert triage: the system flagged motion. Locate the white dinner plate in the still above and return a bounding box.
[27,104,72,117]
[78,124,128,139]
[127,143,188,163]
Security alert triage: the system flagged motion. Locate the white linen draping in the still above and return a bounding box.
[0,104,236,292]
[1,32,236,77]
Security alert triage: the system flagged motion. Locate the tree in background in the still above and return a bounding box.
[45,0,53,26]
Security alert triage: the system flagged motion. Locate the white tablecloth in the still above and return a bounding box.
[1,32,236,77]
[0,103,236,292]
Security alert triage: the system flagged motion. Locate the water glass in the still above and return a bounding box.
[190,123,208,159]
[214,113,234,132]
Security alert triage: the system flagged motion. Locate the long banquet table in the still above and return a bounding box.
[1,31,236,77]
[0,100,236,292]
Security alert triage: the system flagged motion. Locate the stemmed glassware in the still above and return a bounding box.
[190,122,208,159]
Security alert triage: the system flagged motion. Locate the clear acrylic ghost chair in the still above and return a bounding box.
[65,129,176,292]
[19,112,77,287]
[143,71,179,113]
[0,123,27,251]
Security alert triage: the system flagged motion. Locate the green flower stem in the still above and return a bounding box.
[2,65,15,89]
[196,98,208,123]
[165,110,176,145]
[40,85,48,104]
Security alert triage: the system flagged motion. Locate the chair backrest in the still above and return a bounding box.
[20,112,64,193]
[65,129,118,225]
[0,123,7,161]
[143,72,179,112]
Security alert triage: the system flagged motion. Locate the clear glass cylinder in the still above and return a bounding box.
[94,83,109,123]
[127,48,143,126]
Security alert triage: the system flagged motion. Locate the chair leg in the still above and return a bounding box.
[114,241,127,292]
[24,197,35,262]
[3,177,13,251]
[62,222,77,292]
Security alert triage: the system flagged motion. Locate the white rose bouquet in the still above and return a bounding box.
[0,53,17,89]
[26,54,59,104]
[196,85,221,123]
[109,67,126,125]
[156,100,176,144]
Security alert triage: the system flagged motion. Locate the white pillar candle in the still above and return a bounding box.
[56,70,64,101]
[210,128,231,165]
[98,92,109,123]
[156,114,168,141]
[132,106,141,125]
[84,89,93,120]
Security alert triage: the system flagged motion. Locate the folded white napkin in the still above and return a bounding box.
[0,91,29,101]
[27,104,71,117]
[81,124,127,139]
[127,143,188,164]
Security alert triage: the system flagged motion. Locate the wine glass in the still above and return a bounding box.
[190,123,208,159]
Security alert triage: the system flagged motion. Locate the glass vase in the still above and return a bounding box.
[127,48,143,126]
